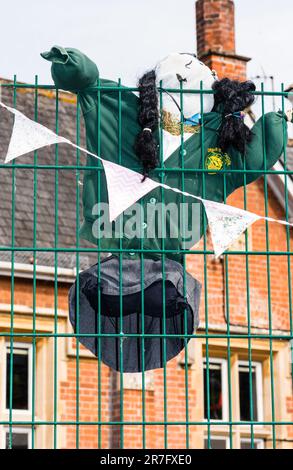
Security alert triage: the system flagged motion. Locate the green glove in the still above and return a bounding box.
[41,45,99,92]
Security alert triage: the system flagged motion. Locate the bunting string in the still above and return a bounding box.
[0,101,292,258]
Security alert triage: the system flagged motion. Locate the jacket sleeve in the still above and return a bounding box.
[41,45,99,92]
[242,111,289,185]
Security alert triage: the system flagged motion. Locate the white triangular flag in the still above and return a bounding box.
[202,199,261,258]
[0,102,69,163]
[102,159,159,221]
[2,101,292,239]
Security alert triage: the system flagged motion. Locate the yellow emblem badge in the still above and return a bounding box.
[205,147,231,174]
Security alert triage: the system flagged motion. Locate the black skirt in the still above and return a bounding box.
[68,256,201,372]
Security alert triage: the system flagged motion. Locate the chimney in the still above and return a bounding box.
[196,0,250,80]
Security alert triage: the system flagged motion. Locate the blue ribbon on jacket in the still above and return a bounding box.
[183,113,201,126]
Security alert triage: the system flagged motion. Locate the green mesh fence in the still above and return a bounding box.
[0,79,292,450]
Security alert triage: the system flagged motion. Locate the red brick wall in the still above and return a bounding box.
[187,181,293,332]
[202,54,248,80]
[60,359,112,449]
[1,183,292,449]
[196,0,236,56]
[196,0,249,80]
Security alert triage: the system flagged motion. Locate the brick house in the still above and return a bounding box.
[0,0,292,449]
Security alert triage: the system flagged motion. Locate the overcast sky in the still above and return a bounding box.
[0,0,292,93]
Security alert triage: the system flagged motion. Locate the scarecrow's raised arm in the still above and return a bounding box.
[41,46,99,93]
[239,110,292,185]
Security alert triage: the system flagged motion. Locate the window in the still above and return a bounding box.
[238,362,263,422]
[3,343,32,413]
[203,358,228,421]
[204,436,229,449]
[240,438,264,449]
[4,428,31,449]
[202,356,268,449]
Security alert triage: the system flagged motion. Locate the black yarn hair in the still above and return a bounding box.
[135,70,159,181]
[135,72,256,178]
[212,78,256,154]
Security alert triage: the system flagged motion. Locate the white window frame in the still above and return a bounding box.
[2,342,32,415]
[203,357,228,422]
[204,435,230,449]
[0,426,32,449]
[238,361,264,422]
[240,437,265,449]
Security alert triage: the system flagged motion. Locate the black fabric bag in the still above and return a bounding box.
[69,257,201,372]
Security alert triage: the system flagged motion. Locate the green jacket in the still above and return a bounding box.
[41,46,290,263]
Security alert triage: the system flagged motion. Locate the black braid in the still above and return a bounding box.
[212,78,256,154]
[135,70,159,181]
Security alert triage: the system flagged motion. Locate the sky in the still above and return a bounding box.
[0,0,292,127]
[0,0,292,89]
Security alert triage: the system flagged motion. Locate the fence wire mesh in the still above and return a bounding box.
[0,79,292,449]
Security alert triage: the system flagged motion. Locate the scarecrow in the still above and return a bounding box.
[42,46,292,372]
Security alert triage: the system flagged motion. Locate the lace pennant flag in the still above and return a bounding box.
[0,103,69,163]
[1,101,292,238]
[202,199,261,258]
[102,159,159,221]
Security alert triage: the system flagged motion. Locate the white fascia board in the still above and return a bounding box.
[0,261,76,283]
[272,161,293,195]
[267,162,293,223]
[0,303,67,317]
